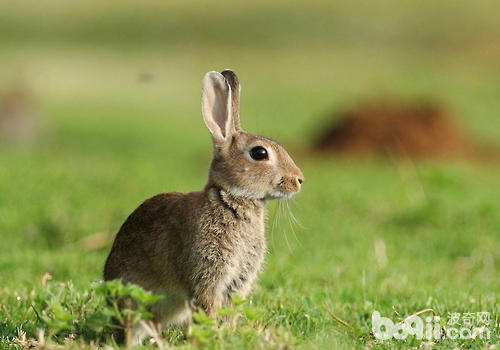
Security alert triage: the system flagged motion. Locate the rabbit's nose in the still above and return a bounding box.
[294,174,304,190]
[295,169,304,187]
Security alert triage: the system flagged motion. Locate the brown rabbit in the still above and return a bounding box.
[104,69,304,344]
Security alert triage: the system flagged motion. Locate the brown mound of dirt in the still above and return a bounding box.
[313,100,474,158]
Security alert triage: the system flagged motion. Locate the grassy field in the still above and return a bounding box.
[0,1,499,349]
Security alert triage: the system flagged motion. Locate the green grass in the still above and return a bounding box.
[0,1,499,348]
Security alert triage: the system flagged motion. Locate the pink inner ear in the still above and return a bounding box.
[213,86,228,137]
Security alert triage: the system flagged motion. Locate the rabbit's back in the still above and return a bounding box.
[104,191,199,291]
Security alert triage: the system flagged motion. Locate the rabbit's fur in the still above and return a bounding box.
[104,70,303,344]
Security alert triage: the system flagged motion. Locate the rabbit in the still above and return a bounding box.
[103,69,304,345]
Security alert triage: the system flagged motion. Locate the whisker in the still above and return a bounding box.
[286,199,304,229]
[269,201,279,251]
[285,199,303,247]
[279,200,293,252]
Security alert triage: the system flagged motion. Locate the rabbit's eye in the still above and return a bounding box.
[250,146,268,161]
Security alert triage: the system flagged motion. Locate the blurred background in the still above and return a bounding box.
[0,1,498,345]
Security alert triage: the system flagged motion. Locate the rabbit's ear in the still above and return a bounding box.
[202,71,233,144]
[221,69,241,131]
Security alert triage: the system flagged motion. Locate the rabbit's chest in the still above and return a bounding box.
[192,192,267,301]
[220,219,266,297]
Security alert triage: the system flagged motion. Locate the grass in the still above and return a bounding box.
[0,0,499,348]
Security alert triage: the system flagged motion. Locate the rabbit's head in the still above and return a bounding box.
[202,70,304,200]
